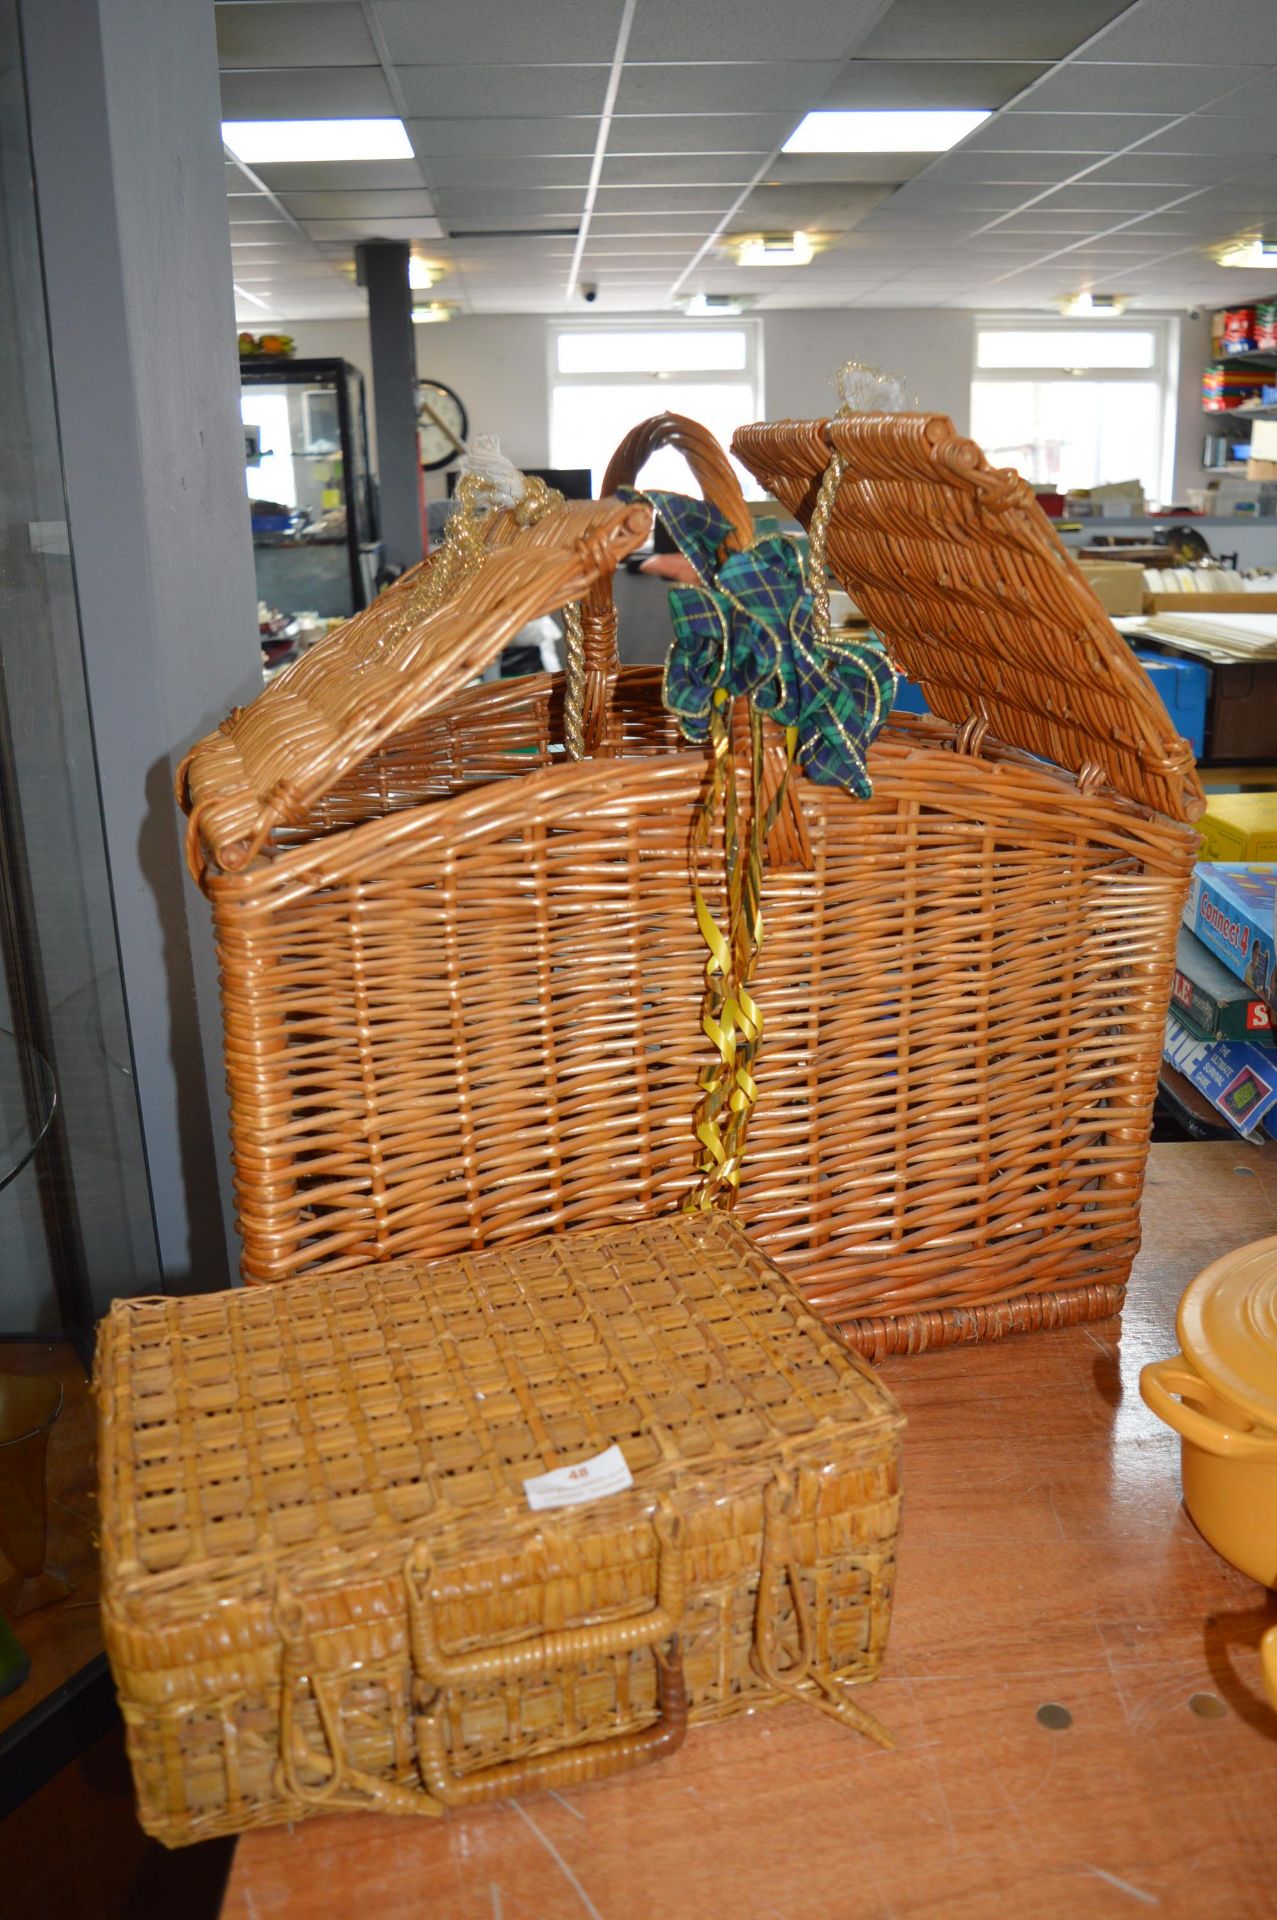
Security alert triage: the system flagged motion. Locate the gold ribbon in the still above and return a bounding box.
[685,697,797,1212]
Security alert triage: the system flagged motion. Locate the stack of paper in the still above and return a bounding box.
[1139,611,1277,661]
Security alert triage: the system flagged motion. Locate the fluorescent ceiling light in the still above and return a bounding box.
[408,257,438,290]
[222,119,413,165]
[736,231,814,267]
[783,110,990,154]
[1219,239,1277,270]
[411,301,457,325]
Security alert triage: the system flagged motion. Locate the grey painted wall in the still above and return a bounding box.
[21,0,262,1295]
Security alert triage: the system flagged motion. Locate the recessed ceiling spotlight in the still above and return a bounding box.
[735,232,814,267]
[782,110,990,155]
[1056,291,1129,317]
[1218,238,1277,270]
[411,301,457,325]
[221,119,413,165]
[681,293,750,315]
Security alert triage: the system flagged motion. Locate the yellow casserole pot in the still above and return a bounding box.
[1139,1233,1277,1712]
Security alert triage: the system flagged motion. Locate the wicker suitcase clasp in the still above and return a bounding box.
[752,1471,893,1750]
[406,1499,689,1808]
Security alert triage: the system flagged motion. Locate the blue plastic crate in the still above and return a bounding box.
[890,678,931,717]
[891,656,1207,762]
[1131,647,1208,760]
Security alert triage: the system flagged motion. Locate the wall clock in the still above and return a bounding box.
[416,380,468,471]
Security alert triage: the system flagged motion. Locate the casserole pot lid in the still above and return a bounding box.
[1177,1233,1277,1431]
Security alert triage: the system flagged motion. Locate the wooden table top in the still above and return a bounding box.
[222,1142,1277,1920]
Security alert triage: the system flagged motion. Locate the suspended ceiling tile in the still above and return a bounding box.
[425,155,592,188]
[581,242,693,256]
[446,217,583,234]
[962,112,1177,152]
[375,0,625,65]
[1080,0,1277,64]
[1139,117,1277,157]
[896,152,1083,184]
[215,2,377,68]
[405,116,598,158]
[615,62,832,115]
[855,0,1130,61]
[1196,69,1277,118]
[588,187,738,213]
[251,159,425,192]
[431,188,587,214]
[732,183,892,230]
[1034,183,1213,210]
[396,64,610,118]
[1084,152,1246,184]
[1023,63,1255,114]
[219,66,395,117]
[822,59,1047,110]
[273,190,437,218]
[589,213,719,233]
[301,215,446,239]
[601,154,758,186]
[608,115,796,155]
[626,0,891,62]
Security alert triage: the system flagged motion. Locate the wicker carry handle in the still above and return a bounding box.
[575,413,755,754]
[275,1503,686,1818]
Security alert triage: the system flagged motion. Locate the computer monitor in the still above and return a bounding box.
[444,465,594,500]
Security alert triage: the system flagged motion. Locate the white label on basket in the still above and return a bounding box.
[523,1445,633,1512]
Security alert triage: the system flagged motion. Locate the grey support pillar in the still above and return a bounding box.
[357,240,424,572]
[20,0,262,1292]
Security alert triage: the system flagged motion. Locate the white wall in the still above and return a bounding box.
[282,308,975,500]
[284,305,1213,508]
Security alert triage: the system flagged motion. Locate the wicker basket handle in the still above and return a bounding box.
[272,1507,687,1819]
[576,413,754,754]
[407,1500,688,1806]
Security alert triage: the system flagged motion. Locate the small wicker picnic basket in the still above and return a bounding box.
[179,414,1202,1355]
[97,1213,903,1844]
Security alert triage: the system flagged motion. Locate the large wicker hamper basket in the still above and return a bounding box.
[178,416,1203,1356]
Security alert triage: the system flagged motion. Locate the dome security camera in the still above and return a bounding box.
[582,283,599,304]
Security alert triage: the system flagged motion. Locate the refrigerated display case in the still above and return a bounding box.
[240,356,380,628]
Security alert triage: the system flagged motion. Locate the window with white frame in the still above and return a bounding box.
[548,323,764,498]
[970,317,1178,505]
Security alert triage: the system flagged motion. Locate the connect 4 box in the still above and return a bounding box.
[1183,864,1277,1003]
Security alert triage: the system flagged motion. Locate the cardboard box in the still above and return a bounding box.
[1199,795,1277,864]
[1172,926,1275,1044]
[1079,560,1145,615]
[1182,864,1277,999]
[1247,458,1277,482]
[1163,1013,1277,1136]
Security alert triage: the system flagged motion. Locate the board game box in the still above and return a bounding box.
[1172,925,1276,1045]
[1163,1014,1277,1138]
[1182,864,1277,1002]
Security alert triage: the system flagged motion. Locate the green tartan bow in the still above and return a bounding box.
[620,487,896,795]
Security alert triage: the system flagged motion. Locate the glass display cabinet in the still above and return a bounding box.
[240,356,380,628]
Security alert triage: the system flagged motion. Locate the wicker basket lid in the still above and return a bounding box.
[733,413,1205,825]
[178,495,652,876]
[96,1213,902,1592]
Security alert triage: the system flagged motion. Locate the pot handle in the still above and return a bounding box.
[1139,1355,1277,1463]
[1263,1625,1277,1715]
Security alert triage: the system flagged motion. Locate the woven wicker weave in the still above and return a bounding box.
[97,1213,903,1845]
[179,414,1201,1355]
